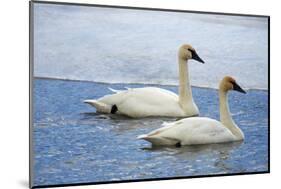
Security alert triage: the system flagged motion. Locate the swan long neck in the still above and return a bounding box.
[219,89,244,140]
[178,58,193,107]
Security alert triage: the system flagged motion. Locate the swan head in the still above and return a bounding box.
[220,76,246,94]
[178,44,204,63]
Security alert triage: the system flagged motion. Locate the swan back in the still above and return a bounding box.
[98,87,191,117]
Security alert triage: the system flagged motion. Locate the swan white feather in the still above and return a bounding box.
[138,117,236,145]
[138,76,246,145]
[95,87,187,117]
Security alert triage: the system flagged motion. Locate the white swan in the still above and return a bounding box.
[84,44,204,118]
[138,76,246,146]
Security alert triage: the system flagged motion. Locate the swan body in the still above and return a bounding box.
[84,44,204,118]
[138,117,236,146]
[85,87,197,118]
[138,76,246,146]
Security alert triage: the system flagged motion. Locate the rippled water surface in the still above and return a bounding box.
[32,79,269,186]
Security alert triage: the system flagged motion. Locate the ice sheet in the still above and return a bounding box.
[33,4,268,89]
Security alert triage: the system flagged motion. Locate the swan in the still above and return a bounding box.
[84,44,204,118]
[137,76,246,146]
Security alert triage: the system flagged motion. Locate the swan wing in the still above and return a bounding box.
[137,120,184,145]
[98,87,183,117]
[180,119,235,145]
[138,117,236,145]
[145,121,181,136]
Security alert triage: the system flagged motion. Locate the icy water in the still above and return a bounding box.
[33,4,268,89]
[32,78,269,186]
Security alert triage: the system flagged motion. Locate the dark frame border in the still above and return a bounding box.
[29,1,270,188]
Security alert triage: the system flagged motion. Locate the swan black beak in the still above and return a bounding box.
[232,82,246,94]
[190,49,204,63]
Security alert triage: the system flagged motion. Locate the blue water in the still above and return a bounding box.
[32,78,269,186]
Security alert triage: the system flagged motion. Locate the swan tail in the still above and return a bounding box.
[137,134,179,146]
[137,135,164,145]
[137,134,149,140]
[84,100,111,113]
